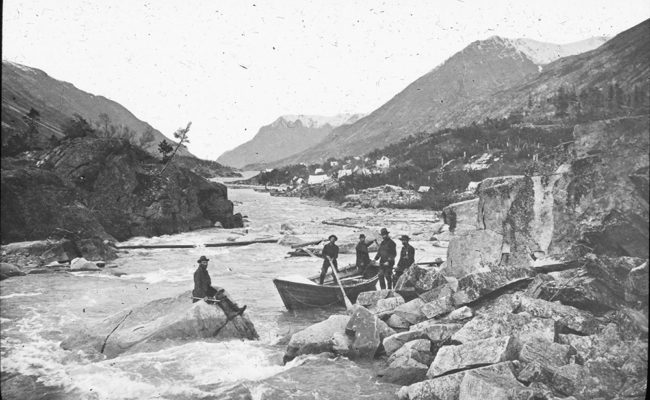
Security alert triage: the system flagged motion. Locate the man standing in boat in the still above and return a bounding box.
[319,235,340,285]
[393,235,415,285]
[374,228,397,289]
[356,234,375,277]
[193,255,247,316]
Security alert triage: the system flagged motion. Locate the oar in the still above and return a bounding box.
[191,296,222,303]
[302,248,354,311]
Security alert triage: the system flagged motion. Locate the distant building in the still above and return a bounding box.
[308,174,329,185]
[264,168,273,172]
[330,160,339,167]
[466,181,480,193]
[354,167,372,176]
[418,186,431,193]
[376,156,390,169]
[314,168,324,174]
[337,169,352,178]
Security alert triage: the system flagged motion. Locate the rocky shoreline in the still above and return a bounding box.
[279,117,649,400]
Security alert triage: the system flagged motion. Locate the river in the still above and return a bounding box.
[0,188,445,400]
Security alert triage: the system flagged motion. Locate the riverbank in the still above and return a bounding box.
[0,188,446,399]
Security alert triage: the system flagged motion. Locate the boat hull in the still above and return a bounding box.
[273,265,378,310]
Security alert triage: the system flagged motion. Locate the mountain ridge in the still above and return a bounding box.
[263,25,642,167]
[1,60,193,158]
[217,113,364,169]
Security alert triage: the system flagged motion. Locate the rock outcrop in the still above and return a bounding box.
[1,137,242,250]
[61,290,257,359]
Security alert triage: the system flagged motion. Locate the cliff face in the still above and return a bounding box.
[442,116,649,280]
[1,137,241,245]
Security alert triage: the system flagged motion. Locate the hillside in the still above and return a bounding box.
[216,114,363,169]
[1,60,192,157]
[267,31,619,167]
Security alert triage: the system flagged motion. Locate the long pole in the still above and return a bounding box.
[303,248,354,311]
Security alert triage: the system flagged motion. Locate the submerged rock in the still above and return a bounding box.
[0,262,25,280]
[61,290,257,358]
[284,314,350,363]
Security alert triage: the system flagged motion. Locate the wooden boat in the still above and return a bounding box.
[273,264,379,310]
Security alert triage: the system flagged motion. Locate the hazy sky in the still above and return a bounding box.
[3,1,649,160]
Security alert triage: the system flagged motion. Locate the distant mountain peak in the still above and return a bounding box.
[275,113,366,129]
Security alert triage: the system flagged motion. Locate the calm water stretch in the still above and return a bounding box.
[1,188,444,400]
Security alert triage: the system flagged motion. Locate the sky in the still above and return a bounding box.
[3,1,649,160]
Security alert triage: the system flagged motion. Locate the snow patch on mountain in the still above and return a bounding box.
[275,113,366,129]
[508,37,609,65]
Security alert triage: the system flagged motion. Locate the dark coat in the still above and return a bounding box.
[356,240,371,267]
[396,243,415,271]
[374,237,397,267]
[322,242,339,269]
[193,265,216,298]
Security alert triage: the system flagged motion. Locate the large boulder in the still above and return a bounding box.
[427,336,519,378]
[371,296,406,319]
[383,330,429,356]
[452,267,532,305]
[380,339,434,385]
[531,254,641,313]
[395,265,447,293]
[393,298,427,325]
[1,239,80,265]
[0,262,25,280]
[61,290,257,358]
[458,363,530,400]
[409,321,464,344]
[451,312,556,344]
[284,314,350,362]
[398,362,518,400]
[359,289,402,309]
[346,305,395,359]
[517,295,600,335]
[442,198,479,234]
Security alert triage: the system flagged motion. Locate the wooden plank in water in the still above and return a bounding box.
[116,238,278,249]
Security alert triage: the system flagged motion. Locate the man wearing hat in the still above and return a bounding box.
[355,234,372,275]
[192,255,247,316]
[319,234,340,285]
[374,228,397,289]
[394,235,415,284]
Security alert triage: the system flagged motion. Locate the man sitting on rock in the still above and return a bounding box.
[374,228,397,289]
[193,255,247,316]
[393,235,415,284]
[319,235,340,284]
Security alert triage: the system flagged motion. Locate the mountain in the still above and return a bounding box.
[508,36,609,65]
[444,18,649,126]
[267,32,615,166]
[1,60,192,157]
[216,113,364,169]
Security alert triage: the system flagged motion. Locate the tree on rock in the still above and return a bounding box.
[62,114,95,139]
[22,107,41,148]
[159,122,191,175]
[158,139,174,163]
